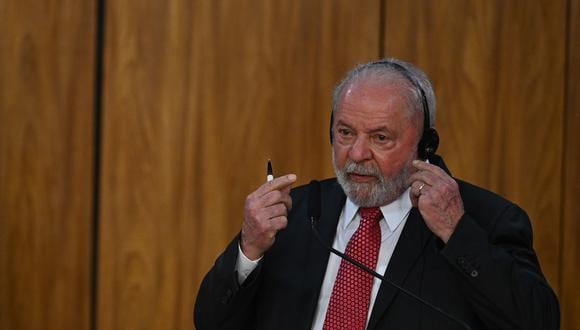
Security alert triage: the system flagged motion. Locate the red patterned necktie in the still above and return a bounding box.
[323,207,383,330]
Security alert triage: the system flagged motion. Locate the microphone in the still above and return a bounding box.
[307,180,471,330]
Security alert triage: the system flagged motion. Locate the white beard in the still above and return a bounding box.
[333,151,413,207]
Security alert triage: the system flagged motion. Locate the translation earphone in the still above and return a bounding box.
[329,60,439,160]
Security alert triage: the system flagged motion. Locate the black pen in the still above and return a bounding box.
[267,159,274,182]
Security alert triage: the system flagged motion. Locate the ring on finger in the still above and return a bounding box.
[418,183,425,193]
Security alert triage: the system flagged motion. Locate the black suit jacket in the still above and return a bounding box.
[195,156,559,329]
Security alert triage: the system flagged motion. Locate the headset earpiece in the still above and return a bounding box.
[417,127,439,160]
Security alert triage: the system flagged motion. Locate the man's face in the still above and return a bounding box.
[332,80,422,207]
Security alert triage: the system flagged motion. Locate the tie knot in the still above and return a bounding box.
[359,207,383,222]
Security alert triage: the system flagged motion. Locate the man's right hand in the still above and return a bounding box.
[240,174,297,260]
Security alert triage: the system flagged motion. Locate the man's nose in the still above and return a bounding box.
[348,136,372,162]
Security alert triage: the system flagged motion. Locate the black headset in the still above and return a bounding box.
[329,60,439,160]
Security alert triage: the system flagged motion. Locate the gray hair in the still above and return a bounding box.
[331,58,437,128]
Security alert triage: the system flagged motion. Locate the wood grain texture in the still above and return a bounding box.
[384,0,566,291]
[3,1,579,329]
[0,0,95,329]
[97,1,379,329]
[560,0,580,328]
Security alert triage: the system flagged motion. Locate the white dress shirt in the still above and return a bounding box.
[311,189,412,329]
[236,188,413,329]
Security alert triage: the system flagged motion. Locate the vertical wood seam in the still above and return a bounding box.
[558,0,572,298]
[379,0,386,57]
[91,0,107,329]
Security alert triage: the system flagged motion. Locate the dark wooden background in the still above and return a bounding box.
[1,1,578,329]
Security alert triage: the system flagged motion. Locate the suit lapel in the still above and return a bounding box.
[303,180,346,328]
[366,207,433,330]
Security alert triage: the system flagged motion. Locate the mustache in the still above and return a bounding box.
[343,161,383,179]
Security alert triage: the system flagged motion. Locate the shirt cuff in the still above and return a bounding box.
[236,243,262,284]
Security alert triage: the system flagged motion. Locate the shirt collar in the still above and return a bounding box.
[343,187,413,232]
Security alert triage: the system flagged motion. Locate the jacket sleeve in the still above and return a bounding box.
[194,235,262,330]
[441,204,560,330]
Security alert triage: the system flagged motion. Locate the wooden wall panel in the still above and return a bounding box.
[0,1,95,329]
[560,0,580,327]
[98,1,379,329]
[384,0,565,290]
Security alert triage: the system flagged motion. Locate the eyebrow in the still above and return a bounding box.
[336,120,392,135]
[368,127,389,134]
[335,120,353,130]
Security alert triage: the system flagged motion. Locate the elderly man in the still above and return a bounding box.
[194,59,559,329]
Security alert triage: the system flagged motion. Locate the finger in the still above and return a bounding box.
[281,193,292,210]
[412,160,449,180]
[263,203,289,219]
[260,190,293,210]
[410,180,427,197]
[269,216,288,231]
[254,174,297,197]
[279,185,293,210]
[407,171,438,187]
[408,180,429,208]
[280,185,292,195]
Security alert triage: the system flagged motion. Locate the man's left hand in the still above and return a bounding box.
[408,160,464,243]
